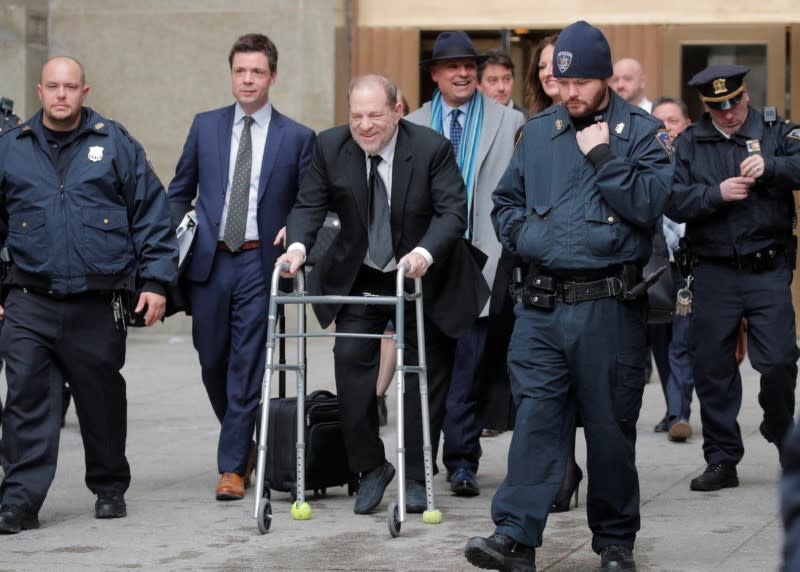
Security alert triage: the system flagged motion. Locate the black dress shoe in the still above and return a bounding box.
[450,467,480,497]
[689,463,738,492]
[653,416,669,433]
[600,545,636,571]
[0,504,40,534]
[406,479,427,513]
[465,533,536,571]
[353,461,395,514]
[95,492,127,519]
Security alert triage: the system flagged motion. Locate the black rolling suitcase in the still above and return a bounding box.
[264,307,358,498]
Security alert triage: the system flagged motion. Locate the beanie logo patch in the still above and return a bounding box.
[557,51,573,73]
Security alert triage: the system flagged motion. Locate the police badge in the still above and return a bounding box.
[88,146,104,162]
[556,51,573,74]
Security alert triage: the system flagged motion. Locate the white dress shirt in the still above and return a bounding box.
[218,101,272,241]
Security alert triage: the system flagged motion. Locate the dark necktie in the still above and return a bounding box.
[449,109,463,154]
[368,155,393,269]
[223,115,254,251]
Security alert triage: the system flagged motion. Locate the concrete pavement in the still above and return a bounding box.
[0,326,790,571]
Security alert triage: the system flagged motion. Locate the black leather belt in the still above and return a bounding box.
[556,276,623,304]
[521,268,625,309]
[699,245,783,272]
[17,286,112,301]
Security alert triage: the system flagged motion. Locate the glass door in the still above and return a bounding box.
[662,25,786,121]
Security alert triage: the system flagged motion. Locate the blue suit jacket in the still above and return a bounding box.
[167,104,315,282]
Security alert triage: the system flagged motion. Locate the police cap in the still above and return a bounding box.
[688,64,750,111]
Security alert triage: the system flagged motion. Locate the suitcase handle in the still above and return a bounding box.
[307,390,336,401]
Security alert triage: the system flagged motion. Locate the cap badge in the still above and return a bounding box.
[712,78,727,95]
[88,146,104,162]
[556,51,573,74]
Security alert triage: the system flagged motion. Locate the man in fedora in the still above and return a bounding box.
[406,31,523,498]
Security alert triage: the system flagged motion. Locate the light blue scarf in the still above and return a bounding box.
[430,89,483,232]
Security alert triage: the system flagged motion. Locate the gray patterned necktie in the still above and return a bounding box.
[223,115,254,252]
[368,155,393,269]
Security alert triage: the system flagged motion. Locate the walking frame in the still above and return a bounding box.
[252,262,443,537]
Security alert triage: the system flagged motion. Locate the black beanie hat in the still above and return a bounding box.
[552,20,613,80]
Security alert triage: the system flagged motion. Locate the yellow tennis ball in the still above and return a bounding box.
[422,509,443,524]
[290,501,312,520]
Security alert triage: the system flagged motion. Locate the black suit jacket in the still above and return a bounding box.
[286,119,489,339]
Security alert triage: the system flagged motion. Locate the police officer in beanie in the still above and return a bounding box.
[665,65,800,492]
[465,21,673,571]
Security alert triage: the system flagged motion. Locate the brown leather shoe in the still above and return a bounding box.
[243,446,257,489]
[216,472,245,501]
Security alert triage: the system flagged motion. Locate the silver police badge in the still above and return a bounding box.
[556,51,573,74]
[88,146,104,162]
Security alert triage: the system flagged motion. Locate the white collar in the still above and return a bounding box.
[234,101,272,127]
[369,127,399,166]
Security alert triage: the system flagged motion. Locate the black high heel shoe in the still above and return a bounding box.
[551,463,583,513]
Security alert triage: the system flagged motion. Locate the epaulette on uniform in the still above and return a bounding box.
[0,119,22,138]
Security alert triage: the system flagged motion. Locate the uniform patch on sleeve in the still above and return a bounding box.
[787,128,800,141]
[655,129,674,162]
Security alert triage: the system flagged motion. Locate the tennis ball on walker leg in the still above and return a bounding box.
[422,509,443,524]
[291,501,312,520]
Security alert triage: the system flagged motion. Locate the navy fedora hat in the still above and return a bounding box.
[420,31,488,69]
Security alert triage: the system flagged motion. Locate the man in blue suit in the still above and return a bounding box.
[167,33,315,501]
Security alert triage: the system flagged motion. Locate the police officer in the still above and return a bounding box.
[665,64,800,492]
[464,21,673,571]
[0,56,177,534]
[0,98,16,447]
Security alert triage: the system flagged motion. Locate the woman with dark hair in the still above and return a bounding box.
[479,32,582,514]
[525,34,560,117]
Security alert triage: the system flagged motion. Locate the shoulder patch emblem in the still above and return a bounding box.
[787,128,800,141]
[655,129,674,162]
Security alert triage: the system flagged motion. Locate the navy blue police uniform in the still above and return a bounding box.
[665,65,800,490]
[464,23,673,572]
[489,88,672,553]
[782,423,800,570]
[0,107,177,529]
[0,107,18,449]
